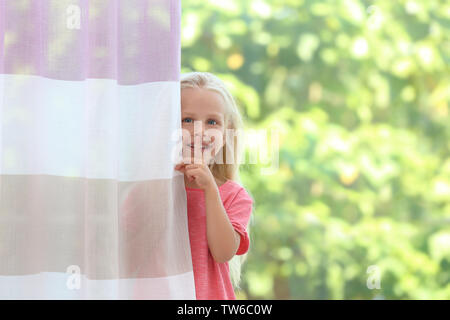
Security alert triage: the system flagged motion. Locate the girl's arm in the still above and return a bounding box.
[174,162,241,263]
[204,184,241,263]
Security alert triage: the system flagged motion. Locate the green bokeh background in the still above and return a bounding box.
[181,0,450,299]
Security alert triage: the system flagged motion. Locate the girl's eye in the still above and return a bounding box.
[207,119,217,125]
[183,118,193,123]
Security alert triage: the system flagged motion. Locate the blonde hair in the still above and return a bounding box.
[180,71,252,291]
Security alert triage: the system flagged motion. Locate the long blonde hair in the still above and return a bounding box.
[180,71,252,291]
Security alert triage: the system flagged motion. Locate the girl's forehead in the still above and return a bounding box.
[181,88,226,116]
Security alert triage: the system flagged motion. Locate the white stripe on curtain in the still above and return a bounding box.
[0,0,195,299]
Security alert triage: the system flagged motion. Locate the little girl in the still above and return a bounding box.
[174,72,254,300]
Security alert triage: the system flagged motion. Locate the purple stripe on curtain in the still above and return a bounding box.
[0,0,5,74]
[0,0,180,84]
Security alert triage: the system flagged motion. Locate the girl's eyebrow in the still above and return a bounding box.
[182,112,223,119]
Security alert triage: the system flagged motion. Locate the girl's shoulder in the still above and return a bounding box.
[218,179,253,204]
[218,179,242,192]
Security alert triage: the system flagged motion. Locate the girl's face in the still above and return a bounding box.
[181,87,226,164]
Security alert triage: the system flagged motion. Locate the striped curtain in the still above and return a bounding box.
[0,0,195,299]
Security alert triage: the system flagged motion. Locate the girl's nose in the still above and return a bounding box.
[194,132,209,142]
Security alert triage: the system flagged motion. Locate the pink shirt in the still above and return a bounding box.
[186,179,253,300]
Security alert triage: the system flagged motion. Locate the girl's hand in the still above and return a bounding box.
[174,162,216,191]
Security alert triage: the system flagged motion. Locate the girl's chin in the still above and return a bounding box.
[182,147,215,155]
[181,154,215,165]
[184,145,213,151]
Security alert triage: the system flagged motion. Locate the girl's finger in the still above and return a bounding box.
[186,172,196,181]
[185,164,201,169]
[185,167,202,175]
[186,162,208,169]
[175,162,186,169]
[174,164,186,173]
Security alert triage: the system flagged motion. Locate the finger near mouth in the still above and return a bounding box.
[186,144,212,151]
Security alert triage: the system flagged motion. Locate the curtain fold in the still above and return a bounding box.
[0,0,195,299]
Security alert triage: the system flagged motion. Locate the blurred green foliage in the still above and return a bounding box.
[181,0,450,299]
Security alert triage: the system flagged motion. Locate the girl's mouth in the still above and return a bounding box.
[187,143,212,150]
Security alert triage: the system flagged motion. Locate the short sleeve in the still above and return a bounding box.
[225,188,253,255]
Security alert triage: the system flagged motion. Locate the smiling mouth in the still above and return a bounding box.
[187,143,212,150]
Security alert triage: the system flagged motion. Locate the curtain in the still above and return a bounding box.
[0,0,195,299]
